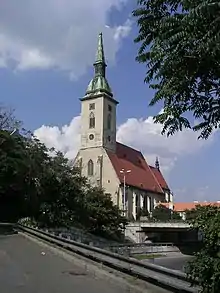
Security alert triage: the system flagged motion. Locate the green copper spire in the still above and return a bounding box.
[95,33,105,64]
[94,32,106,77]
[86,32,112,96]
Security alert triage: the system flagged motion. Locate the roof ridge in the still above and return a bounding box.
[150,165,169,190]
[142,158,164,194]
[116,141,142,154]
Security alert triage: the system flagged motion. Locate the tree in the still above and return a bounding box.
[0,111,127,240]
[152,204,182,221]
[136,207,149,220]
[36,152,87,228]
[185,207,199,220]
[0,105,21,131]
[0,130,27,221]
[152,204,171,221]
[82,187,127,240]
[36,155,127,240]
[0,130,51,221]
[172,210,182,220]
[133,0,220,139]
[185,205,220,292]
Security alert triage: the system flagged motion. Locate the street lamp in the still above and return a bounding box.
[120,169,131,216]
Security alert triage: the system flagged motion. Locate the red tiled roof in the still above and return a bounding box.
[150,166,169,190]
[159,202,220,212]
[107,142,166,194]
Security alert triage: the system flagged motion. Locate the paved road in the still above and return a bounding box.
[145,255,193,272]
[0,233,146,293]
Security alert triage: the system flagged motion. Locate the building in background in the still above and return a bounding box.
[158,201,220,220]
[74,33,172,220]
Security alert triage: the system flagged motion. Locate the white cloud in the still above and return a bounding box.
[34,113,216,173]
[34,116,81,160]
[116,116,216,172]
[17,49,53,70]
[0,0,131,77]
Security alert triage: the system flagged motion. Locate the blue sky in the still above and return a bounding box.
[0,1,219,202]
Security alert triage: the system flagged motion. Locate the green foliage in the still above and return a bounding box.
[81,187,127,239]
[185,207,198,220]
[152,204,182,221]
[0,130,28,221]
[152,205,171,221]
[171,210,182,220]
[185,205,220,292]
[133,0,220,139]
[137,207,150,220]
[0,124,126,240]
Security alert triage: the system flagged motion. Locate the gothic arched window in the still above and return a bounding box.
[89,112,95,129]
[88,159,94,176]
[107,113,111,130]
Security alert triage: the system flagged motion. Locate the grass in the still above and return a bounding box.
[133,253,166,260]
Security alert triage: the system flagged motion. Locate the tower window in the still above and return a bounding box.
[89,112,95,128]
[89,103,95,110]
[107,113,111,130]
[108,104,112,112]
[88,159,94,176]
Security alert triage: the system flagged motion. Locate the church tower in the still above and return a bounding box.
[80,33,118,153]
[74,33,170,215]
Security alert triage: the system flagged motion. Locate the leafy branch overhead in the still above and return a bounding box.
[133,0,220,139]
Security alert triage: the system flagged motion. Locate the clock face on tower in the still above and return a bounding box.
[89,134,94,140]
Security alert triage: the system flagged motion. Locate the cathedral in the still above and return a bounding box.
[74,33,172,220]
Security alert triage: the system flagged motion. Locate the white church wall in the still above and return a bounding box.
[74,147,120,206]
[101,152,121,206]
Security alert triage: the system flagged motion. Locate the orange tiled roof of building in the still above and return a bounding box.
[159,201,220,212]
[107,142,169,194]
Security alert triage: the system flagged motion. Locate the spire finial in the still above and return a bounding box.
[94,32,106,77]
[155,156,160,170]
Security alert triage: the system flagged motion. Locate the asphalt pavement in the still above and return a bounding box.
[0,233,142,293]
[144,254,193,272]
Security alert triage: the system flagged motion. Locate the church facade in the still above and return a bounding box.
[74,33,172,220]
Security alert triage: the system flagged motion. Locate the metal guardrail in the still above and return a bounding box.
[109,242,174,248]
[108,242,178,256]
[16,224,199,293]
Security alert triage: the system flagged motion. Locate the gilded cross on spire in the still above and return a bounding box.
[94,32,106,77]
